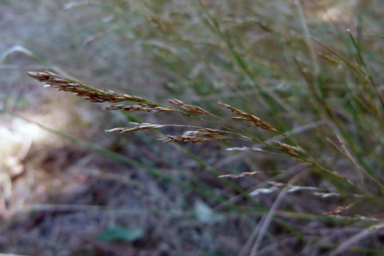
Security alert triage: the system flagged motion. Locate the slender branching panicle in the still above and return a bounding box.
[28,70,382,212]
[24,71,316,167]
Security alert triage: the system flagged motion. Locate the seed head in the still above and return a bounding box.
[102,104,174,112]
[218,171,260,179]
[218,101,277,132]
[27,71,146,103]
[106,122,166,133]
[274,141,301,156]
[159,130,235,143]
[169,98,215,116]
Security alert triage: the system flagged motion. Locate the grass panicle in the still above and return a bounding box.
[27,70,373,198]
[22,3,384,252]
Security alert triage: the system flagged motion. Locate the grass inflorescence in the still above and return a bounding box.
[27,70,384,207]
[16,1,384,254]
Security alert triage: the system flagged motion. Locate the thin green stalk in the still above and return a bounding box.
[307,37,384,179]
[196,0,302,130]
[347,29,384,110]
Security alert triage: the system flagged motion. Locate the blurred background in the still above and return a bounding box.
[1,0,384,255]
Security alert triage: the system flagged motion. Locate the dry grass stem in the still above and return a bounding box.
[105,122,166,133]
[217,101,277,132]
[27,71,146,103]
[169,99,215,116]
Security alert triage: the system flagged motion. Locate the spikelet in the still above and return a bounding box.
[27,71,146,103]
[159,129,235,143]
[218,171,260,179]
[274,141,305,162]
[102,103,174,113]
[105,122,166,133]
[169,99,215,116]
[318,53,339,64]
[217,101,277,132]
[183,128,228,137]
[323,201,358,216]
[274,141,301,156]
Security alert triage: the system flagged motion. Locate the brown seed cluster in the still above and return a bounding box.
[106,122,166,133]
[159,135,214,143]
[217,101,277,132]
[159,129,234,143]
[169,99,215,116]
[183,128,227,137]
[274,141,305,162]
[27,71,146,103]
[274,141,300,156]
[150,17,174,32]
[102,104,174,113]
[318,53,339,64]
[323,201,358,216]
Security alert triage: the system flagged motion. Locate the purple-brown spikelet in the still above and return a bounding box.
[159,130,236,143]
[323,201,358,216]
[169,99,215,116]
[102,104,175,113]
[274,141,306,162]
[274,141,301,156]
[105,122,166,133]
[27,71,146,103]
[217,101,277,132]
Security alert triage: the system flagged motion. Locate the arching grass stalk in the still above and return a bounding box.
[26,70,384,208]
